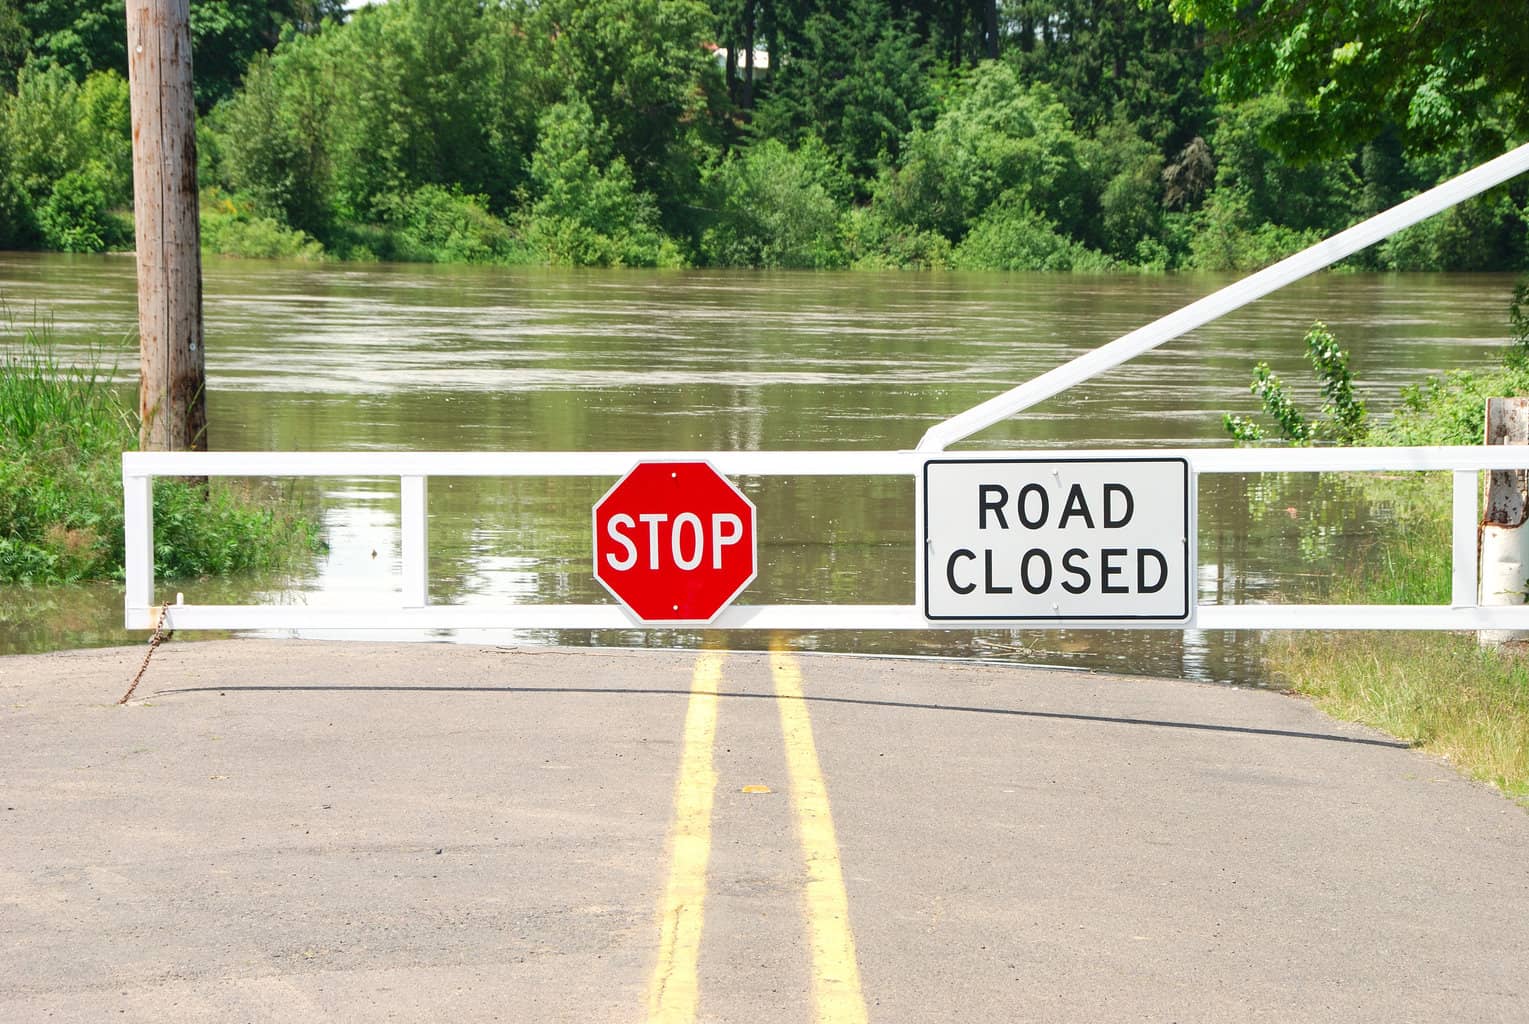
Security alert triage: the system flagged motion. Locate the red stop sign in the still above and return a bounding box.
[592,461,758,623]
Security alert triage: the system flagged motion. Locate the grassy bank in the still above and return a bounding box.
[1244,309,1529,807]
[1266,497,1529,806]
[0,325,322,585]
[1273,631,1529,804]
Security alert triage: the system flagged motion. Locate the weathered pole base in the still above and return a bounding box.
[1479,521,1529,648]
[1479,397,1529,649]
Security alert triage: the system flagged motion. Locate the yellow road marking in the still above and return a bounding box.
[645,650,724,1024]
[771,640,869,1024]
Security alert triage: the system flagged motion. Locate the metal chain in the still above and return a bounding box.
[118,600,173,706]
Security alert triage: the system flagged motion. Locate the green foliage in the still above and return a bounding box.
[1225,362,1308,444]
[1371,364,1529,447]
[701,137,849,269]
[200,189,325,260]
[1082,120,1166,259]
[4,61,86,200]
[0,320,323,584]
[324,0,494,222]
[1183,96,1358,270]
[524,99,683,268]
[10,0,343,108]
[1230,290,1529,451]
[375,185,516,265]
[6,0,1526,273]
[1007,0,1212,151]
[35,169,117,252]
[521,0,721,234]
[1360,280,1529,445]
[1168,0,1529,158]
[753,0,933,185]
[1187,190,1323,272]
[0,64,132,251]
[208,40,335,235]
[1373,194,1529,272]
[952,199,1113,271]
[1305,322,1368,444]
[1224,322,1368,445]
[840,205,952,269]
[1204,97,1357,234]
[872,63,1085,242]
[75,69,130,206]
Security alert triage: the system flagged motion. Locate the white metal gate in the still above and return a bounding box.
[123,143,1529,634]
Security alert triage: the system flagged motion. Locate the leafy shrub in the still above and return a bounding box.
[873,63,1086,242]
[840,205,951,269]
[76,70,133,209]
[523,99,683,267]
[1188,190,1323,271]
[1205,97,1356,235]
[952,200,1113,272]
[3,63,86,202]
[200,189,326,260]
[1082,122,1166,260]
[1374,194,1529,272]
[0,164,35,248]
[36,170,121,252]
[375,185,515,264]
[1223,322,1367,444]
[211,40,337,235]
[701,138,848,269]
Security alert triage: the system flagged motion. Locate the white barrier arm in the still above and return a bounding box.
[917,142,1529,452]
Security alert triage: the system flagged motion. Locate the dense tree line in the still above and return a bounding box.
[0,0,1524,271]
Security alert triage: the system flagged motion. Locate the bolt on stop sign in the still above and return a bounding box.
[592,461,758,623]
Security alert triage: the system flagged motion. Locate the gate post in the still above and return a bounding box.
[1479,397,1529,648]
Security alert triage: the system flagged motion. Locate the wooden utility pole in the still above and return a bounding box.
[126,0,206,452]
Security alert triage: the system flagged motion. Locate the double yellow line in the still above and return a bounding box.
[645,641,868,1024]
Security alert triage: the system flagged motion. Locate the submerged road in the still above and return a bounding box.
[2,640,1527,1022]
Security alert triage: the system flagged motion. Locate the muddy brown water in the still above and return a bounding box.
[1,253,1520,682]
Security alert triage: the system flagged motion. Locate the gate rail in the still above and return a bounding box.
[125,445,1529,633]
[124,143,1529,635]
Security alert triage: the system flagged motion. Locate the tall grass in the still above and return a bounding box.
[1266,474,1529,806]
[0,317,323,584]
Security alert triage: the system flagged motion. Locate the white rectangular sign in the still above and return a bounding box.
[923,458,1192,623]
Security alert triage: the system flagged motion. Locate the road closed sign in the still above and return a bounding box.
[922,457,1192,623]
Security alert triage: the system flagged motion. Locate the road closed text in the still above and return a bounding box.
[923,458,1191,622]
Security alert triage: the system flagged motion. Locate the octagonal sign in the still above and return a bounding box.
[592,461,758,623]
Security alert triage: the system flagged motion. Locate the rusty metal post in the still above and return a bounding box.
[126,0,206,452]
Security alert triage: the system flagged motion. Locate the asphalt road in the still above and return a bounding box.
[3,639,1527,1022]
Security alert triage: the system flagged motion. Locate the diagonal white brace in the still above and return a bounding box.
[917,142,1529,451]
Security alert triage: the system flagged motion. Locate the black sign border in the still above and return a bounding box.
[922,457,1193,623]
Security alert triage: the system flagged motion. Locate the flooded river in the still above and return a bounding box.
[1,253,1520,682]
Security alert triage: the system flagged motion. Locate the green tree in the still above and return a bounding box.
[1008,0,1211,152]
[0,0,27,90]
[324,0,493,221]
[211,33,336,234]
[1165,0,1529,157]
[3,62,86,202]
[753,0,934,186]
[521,0,723,235]
[524,98,681,268]
[12,0,342,109]
[701,136,848,268]
[871,62,1086,242]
